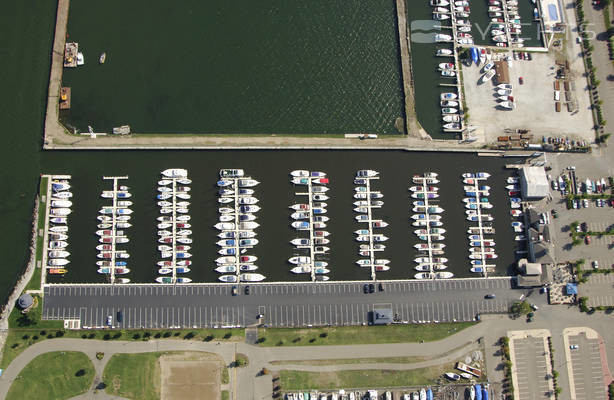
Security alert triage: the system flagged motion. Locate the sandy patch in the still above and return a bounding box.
[160,354,224,400]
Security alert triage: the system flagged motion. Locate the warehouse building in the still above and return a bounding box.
[520,166,549,199]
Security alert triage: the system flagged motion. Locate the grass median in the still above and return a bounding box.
[6,351,94,400]
[257,322,476,347]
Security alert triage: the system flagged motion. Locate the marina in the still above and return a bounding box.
[216,169,264,283]
[353,170,389,280]
[462,172,497,276]
[96,176,131,284]
[35,151,520,285]
[411,173,450,279]
[289,170,330,282]
[156,169,192,284]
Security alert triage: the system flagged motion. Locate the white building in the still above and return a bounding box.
[520,166,549,199]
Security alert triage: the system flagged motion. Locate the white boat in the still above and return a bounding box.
[240,273,265,282]
[436,48,453,56]
[51,200,72,208]
[239,197,259,205]
[219,275,238,283]
[238,179,259,187]
[51,182,70,192]
[481,69,496,83]
[440,92,457,100]
[289,256,310,264]
[220,169,244,178]
[52,191,72,199]
[49,226,69,233]
[48,258,69,266]
[312,186,329,193]
[441,100,459,107]
[500,101,514,109]
[49,250,70,258]
[356,169,379,177]
[291,265,312,274]
[50,208,72,216]
[49,240,68,249]
[290,170,309,177]
[216,265,237,273]
[215,222,235,230]
[435,34,453,42]
[162,168,188,178]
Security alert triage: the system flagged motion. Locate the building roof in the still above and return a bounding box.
[372,306,393,325]
[516,259,554,287]
[495,61,510,84]
[520,167,549,198]
[518,258,542,275]
[566,283,578,295]
[17,293,33,309]
[531,242,555,264]
[527,208,542,228]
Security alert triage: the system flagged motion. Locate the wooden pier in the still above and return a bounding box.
[354,173,385,281]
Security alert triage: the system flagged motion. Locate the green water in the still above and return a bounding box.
[61,0,404,134]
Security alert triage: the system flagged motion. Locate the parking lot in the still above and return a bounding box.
[548,169,613,269]
[510,334,553,400]
[567,333,607,400]
[578,273,614,307]
[42,277,516,329]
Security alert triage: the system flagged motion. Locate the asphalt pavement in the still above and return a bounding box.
[42,278,516,329]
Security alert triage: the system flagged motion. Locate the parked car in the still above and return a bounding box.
[585,235,591,244]
[570,344,579,349]
[592,260,599,269]
[485,293,496,299]
[231,286,238,296]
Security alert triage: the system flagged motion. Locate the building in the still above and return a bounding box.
[516,258,553,287]
[371,305,393,325]
[17,293,34,311]
[520,166,549,199]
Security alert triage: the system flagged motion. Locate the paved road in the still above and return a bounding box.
[42,278,516,329]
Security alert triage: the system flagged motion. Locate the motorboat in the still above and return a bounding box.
[48,258,69,266]
[51,200,72,208]
[219,207,234,214]
[162,168,187,178]
[216,265,237,273]
[49,240,68,249]
[481,69,495,83]
[49,250,70,258]
[291,211,310,220]
[238,179,259,187]
[314,238,330,245]
[435,34,453,42]
[240,273,265,282]
[239,197,259,205]
[355,214,370,222]
[440,92,457,100]
[52,182,70,192]
[313,194,329,201]
[441,70,456,77]
[52,191,72,199]
[372,220,388,228]
[441,100,459,107]
[436,48,453,56]
[290,203,310,211]
[433,13,450,20]
[49,225,69,233]
[289,256,310,264]
[49,233,68,241]
[50,208,72,216]
[215,222,235,230]
[412,214,442,221]
[441,107,457,114]
[239,205,261,213]
[442,114,461,123]
[220,169,244,178]
[219,275,238,283]
[446,372,461,381]
[499,101,514,110]
[414,243,445,250]
[436,271,454,279]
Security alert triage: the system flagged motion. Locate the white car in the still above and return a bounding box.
[570,344,579,349]
[107,315,113,326]
[592,260,599,269]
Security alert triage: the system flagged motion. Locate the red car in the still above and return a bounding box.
[519,77,524,84]
[585,235,591,244]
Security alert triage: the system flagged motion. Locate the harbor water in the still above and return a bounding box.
[43,150,521,284]
[0,1,530,301]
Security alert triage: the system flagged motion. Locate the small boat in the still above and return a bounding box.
[48,268,67,274]
[481,69,496,83]
[441,107,457,114]
[49,225,69,233]
[446,372,461,381]
[220,168,244,178]
[436,48,453,56]
[440,92,457,100]
[48,258,69,266]
[441,70,456,77]
[441,100,459,107]
[240,273,265,282]
[51,200,72,208]
[218,275,238,283]
[50,208,72,216]
[435,34,453,42]
[289,256,310,264]
[433,13,450,20]
[436,271,454,279]
[52,191,72,199]
[49,233,68,241]
[162,168,187,178]
[49,250,70,258]
[499,101,514,110]
[52,182,70,192]
[49,240,68,249]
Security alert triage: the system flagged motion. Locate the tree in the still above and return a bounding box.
[510,301,532,316]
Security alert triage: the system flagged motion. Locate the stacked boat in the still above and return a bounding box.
[440,92,463,132]
[506,176,525,239]
[462,172,497,276]
[47,176,73,275]
[353,170,389,278]
[216,169,265,283]
[156,168,192,284]
[487,0,525,48]
[411,173,452,279]
[96,177,132,283]
[288,170,330,281]
[494,83,515,110]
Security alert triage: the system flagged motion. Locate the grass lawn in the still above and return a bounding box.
[1,304,243,369]
[6,351,94,400]
[104,352,162,400]
[258,322,476,347]
[222,390,230,400]
[280,363,454,391]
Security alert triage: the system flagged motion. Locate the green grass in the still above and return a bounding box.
[1,304,243,370]
[6,351,94,400]
[258,322,476,347]
[280,363,454,390]
[222,390,230,400]
[104,352,162,400]
[272,355,431,366]
[222,365,229,384]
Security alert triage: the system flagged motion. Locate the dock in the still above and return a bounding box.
[291,171,330,282]
[411,173,446,278]
[464,174,496,277]
[100,176,129,284]
[59,87,71,110]
[353,171,386,281]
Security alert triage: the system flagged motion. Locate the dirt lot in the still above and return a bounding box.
[462,50,593,144]
[160,354,224,400]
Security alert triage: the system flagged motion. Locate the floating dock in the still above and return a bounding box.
[99,176,130,284]
[463,173,496,277]
[353,170,387,281]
